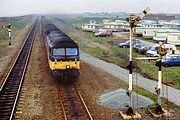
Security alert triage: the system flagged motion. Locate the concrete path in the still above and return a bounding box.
[80,52,180,106]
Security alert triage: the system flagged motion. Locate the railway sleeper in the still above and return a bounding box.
[0,115,11,120]
[2,88,18,92]
[1,94,16,97]
[3,86,19,90]
[2,94,16,97]
[0,98,16,102]
[0,100,15,105]
[0,108,12,113]
[0,111,11,115]
[0,105,13,109]
[4,81,19,86]
[0,97,16,102]
[0,96,16,100]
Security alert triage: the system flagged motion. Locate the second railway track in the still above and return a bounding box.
[0,18,38,120]
[58,82,93,120]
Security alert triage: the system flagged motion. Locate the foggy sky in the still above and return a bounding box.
[0,0,180,17]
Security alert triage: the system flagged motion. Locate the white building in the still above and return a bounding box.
[142,27,171,39]
[135,23,163,37]
[103,20,129,32]
[81,23,103,32]
[167,33,180,45]
[163,22,180,30]
[153,30,179,42]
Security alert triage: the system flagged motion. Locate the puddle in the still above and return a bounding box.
[100,89,153,109]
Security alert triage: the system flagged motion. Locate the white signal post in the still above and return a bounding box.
[135,42,168,116]
[126,7,150,115]
[1,22,12,45]
[154,42,165,113]
[8,23,12,45]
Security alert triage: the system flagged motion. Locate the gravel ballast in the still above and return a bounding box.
[100,88,153,109]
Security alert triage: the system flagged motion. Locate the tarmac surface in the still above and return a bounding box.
[80,52,180,106]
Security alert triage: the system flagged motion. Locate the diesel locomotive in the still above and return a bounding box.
[42,19,80,78]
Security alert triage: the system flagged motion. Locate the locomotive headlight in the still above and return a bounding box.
[66,65,70,69]
[55,59,57,64]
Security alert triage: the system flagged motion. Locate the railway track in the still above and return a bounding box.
[59,82,93,120]
[0,18,38,120]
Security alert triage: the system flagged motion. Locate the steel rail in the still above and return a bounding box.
[76,87,93,120]
[0,18,38,120]
[58,84,93,120]
[9,19,38,120]
[58,89,68,120]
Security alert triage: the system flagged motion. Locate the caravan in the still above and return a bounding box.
[146,44,176,57]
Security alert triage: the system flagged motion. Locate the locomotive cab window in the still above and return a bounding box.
[53,48,65,56]
[66,48,78,55]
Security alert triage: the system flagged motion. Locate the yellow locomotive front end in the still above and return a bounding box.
[42,22,80,79]
[48,47,80,78]
[49,60,80,70]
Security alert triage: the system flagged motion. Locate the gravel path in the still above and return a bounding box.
[80,52,180,106]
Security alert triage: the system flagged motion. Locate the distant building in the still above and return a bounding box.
[81,20,103,32]
[103,20,129,32]
[82,19,129,32]
[167,33,180,45]
[81,24,103,32]
[135,23,164,38]
[142,27,171,39]
[144,14,176,21]
[153,30,180,42]
[163,22,180,30]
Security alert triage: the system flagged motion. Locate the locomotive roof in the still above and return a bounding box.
[48,36,78,48]
[44,24,63,35]
[44,23,78,48]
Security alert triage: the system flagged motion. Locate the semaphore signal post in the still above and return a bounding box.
[1,23,12,45]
